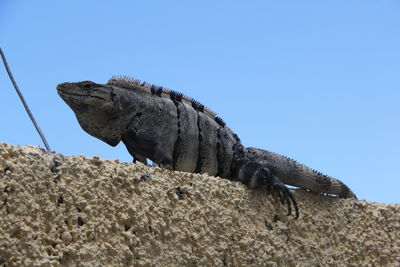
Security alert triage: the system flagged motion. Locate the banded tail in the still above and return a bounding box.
[247,147,357,199]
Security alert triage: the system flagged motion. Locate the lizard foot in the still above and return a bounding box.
[271,183,299,219]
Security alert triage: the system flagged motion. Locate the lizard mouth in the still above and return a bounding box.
[57,89,91,100]
[57,85,106,101]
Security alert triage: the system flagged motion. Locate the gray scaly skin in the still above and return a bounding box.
[57,76,357,219]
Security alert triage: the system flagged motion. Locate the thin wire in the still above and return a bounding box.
[0,48,52,151]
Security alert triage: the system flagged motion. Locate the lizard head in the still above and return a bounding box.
[57,81,133,146]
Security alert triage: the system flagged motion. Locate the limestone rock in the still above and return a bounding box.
[0,143,399,266]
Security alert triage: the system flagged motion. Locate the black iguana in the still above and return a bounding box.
[57,76,357,218]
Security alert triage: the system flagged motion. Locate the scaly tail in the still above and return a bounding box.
[247,147,357,199]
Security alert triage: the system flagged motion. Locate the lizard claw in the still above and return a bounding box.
[272,183,299,219]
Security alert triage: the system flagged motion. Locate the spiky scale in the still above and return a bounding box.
[215,116,226,127]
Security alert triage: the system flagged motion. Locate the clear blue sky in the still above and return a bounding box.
[1,1,399,203]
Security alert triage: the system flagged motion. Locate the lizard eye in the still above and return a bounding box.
[83,83,91,89]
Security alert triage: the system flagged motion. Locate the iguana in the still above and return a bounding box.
[57,76,357,219]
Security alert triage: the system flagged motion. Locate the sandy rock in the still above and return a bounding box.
[0,142,399,266]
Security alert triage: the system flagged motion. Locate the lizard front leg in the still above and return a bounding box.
[132,154,148,165]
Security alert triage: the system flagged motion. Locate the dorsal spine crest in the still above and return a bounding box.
[107,75,235,136]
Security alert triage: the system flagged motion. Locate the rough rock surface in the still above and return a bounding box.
[0,143,399,266]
